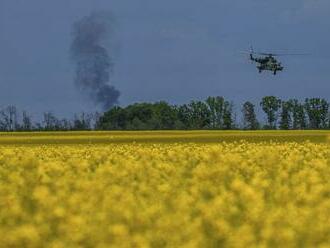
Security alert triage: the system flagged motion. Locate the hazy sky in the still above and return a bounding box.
[0,0,329,117]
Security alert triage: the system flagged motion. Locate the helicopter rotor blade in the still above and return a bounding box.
[272,53,310,56]
[239,51,252,54]
[239,50,258,55]
[257,52,309,56]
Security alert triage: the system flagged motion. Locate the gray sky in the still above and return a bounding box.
[0,0,329,118]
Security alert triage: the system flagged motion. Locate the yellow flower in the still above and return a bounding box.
[0,131,329,247]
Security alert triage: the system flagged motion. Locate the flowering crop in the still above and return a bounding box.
[0,132,329,247]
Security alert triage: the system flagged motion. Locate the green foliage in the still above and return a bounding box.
[96,96,330,131]
[97,106,127,130]
[1,96,329,131]
[223,101,234,130]
[98,97,235,130]
[260,96,282,129]
[288,99,306,129]
[279,101,292,130]
[188,101,211,129]
[206,96,225,129]
[304,98,329,129]
[98,102,179,130]
[242,101,259,130]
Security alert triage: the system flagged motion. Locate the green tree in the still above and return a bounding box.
[126,103,153,125]
[279,101,292,130]
[150,101,177,129]
[304,98,329,129]
[242,101,259,130]
[206,96,225,129]
[127,117,149,130]
[260,96,281,129]
[188,101,211,129]
[288,99,306,129]
[223,101,234,130]
[177,104,191,129]
[97,106,127,130]
[206,96,217,129]
[98,102,178,130]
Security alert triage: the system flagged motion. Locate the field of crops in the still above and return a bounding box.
[0,131,330,247]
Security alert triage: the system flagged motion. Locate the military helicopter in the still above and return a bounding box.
[243,47,307,75]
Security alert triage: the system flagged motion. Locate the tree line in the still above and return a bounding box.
[98,96,330,130]
[0,106,98,131]
[0,96,329,131]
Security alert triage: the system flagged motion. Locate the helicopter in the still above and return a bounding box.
[243,47,307,75]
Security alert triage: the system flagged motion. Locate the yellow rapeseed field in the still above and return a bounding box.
[0,131,329,247]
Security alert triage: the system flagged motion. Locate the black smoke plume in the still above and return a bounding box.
[71,12,120,110]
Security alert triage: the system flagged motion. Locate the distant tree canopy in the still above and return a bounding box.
[242,101,259,130]
[260,96,282,129]
[96,98,235,130]
[0,96,329,131]
[97,96,330,131]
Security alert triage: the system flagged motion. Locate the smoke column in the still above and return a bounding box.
[70,12,120,110]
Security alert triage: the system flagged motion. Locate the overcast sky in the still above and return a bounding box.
[0,0,329,118]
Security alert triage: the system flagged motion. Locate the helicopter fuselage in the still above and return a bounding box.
[250,54,283,75]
